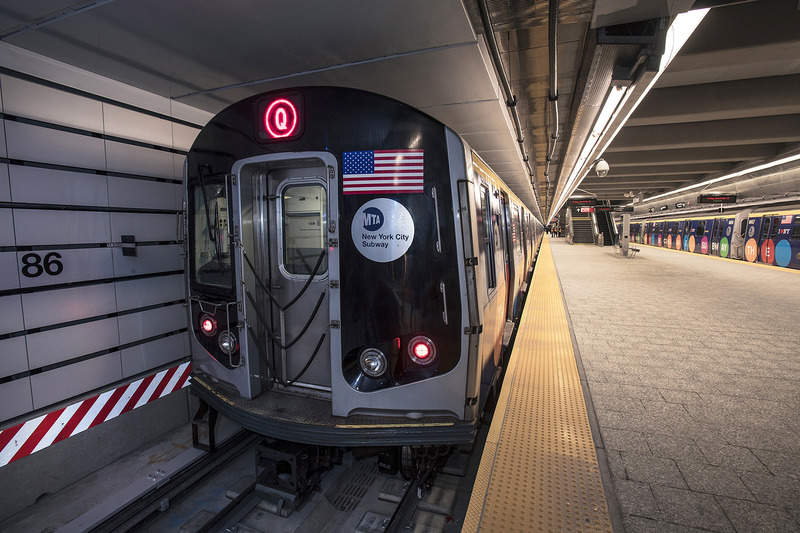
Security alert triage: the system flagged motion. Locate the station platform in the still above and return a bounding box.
[548,239,800,532]
[465,237,613,532]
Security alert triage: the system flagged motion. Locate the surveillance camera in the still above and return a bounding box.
[595,159,610,178]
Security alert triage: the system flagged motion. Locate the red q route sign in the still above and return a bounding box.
[257,94,303,142]
[264,98,298,138]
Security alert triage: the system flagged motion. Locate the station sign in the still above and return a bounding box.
[578,207,595,213]
[697,193,736,204]
[675,202,687,208]
[256,93,304,142]
[568,198,596,206]
[659,205,669,211]
[613,206,634,213]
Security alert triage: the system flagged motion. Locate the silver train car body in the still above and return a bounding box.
[185,87,543,446]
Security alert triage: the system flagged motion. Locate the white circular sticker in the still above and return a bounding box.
[351,198,415,262]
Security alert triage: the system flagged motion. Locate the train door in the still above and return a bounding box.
[710,218,722,256]
[665,221,674,249]
[499,193,514,321]
[699,218,711,254]
[718,218,735,258]
[744,216,761,262]
[521,210,529,270]
[759,215,782,265]
[233,153,337,393]
[675,220,683,250]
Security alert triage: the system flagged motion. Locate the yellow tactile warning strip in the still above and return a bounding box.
[634,242,800,274]
[464,237,612,533]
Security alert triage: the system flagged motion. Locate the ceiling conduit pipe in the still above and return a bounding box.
[545,0,559,214]
[476,0,541,218]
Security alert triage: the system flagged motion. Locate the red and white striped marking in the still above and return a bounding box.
[0,361,191,468]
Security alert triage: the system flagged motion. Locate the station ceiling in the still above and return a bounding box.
[580,0,800,204]
[1,1,796,217]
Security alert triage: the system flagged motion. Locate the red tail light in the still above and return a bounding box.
[200,315,217,336]
[408,336,436,365]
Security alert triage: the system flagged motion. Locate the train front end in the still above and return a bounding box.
[185,87,476,446]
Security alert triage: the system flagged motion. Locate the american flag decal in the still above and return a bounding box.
[342,149,424,195]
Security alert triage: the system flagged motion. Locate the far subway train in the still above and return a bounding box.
[624,209,800,269]
[185,86,544,450]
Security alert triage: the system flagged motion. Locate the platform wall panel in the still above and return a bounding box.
[25,317,120,369]
[0,74,103,132]
[0,252,19,291]
[121,333,188,378]
[4,120,107,170]
[115,274,185,311]
[0,164,10,202]
[0,379,33,423]
[0,295,23,335]
[0,47,208,426]
[30,352,122,410]
[0,337,28,378]
[21,284,118,329]
[118,303,186,345]
[8,165,109,207]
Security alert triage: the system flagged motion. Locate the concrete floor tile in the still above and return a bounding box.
[696,443,770,474]
[614,479,661,520]
[740,471,800,508]
[623,516,709,533]
[751,449,800,479]
[716,496,799,533]
[602,428,652,455]
[622,453,687,489]
[659,389,704,404]
[677,462,753,500]
[647,434,707,465]
[650,485,734,532]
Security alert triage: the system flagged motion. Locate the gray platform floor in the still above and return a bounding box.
[549,239,800,533]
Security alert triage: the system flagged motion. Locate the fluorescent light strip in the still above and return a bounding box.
[639,152,800,204]
[552,8,710,219]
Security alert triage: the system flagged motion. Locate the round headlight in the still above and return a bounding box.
[360,348,387,378]
[218,330,237,355]
[408,336,436,365]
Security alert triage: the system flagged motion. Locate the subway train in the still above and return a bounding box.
[625,208,800,269]
[185,86,544,449]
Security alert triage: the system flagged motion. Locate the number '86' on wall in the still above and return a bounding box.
[20,252,64,278]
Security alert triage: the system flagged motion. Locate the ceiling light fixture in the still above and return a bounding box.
[639,152,800,204]
[549,7,709,221]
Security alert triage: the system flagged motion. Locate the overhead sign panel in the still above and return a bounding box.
[568,198,596,206]
[697,193,737,204]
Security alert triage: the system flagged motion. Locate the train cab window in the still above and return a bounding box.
[739,219,747,238]
[280,184,328,277]
[478,185,497,289]
[191,179,232,289]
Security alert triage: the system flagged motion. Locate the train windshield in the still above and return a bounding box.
[191,178,233,290]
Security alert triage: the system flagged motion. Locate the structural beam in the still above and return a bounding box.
[627,75,800,126]
[603,145,779,167]
[607,115,800,152]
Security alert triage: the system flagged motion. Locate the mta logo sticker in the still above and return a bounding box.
[352,198,414,263]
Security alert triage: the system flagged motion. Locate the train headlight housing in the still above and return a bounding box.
[218,330,237,355]
[408,336,436,365]
[360,348,387,378]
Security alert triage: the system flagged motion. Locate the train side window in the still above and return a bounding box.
[760,219,770,239]
[280,184,328,277]
[770,217,781,239]
[792,222,800,240]
[479,185,497,290]
[696,223,704,235]
[739,219,747,238]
